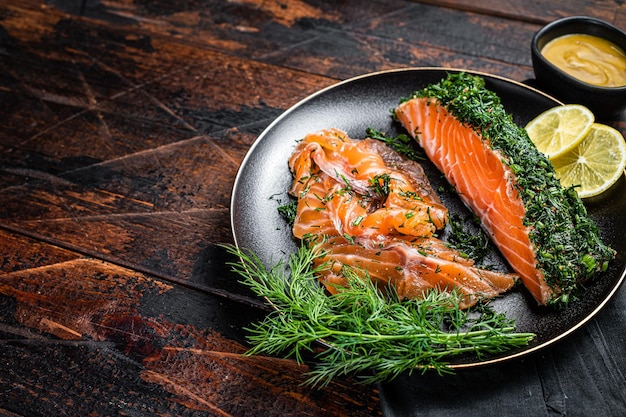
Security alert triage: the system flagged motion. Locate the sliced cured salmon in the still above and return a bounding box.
[311,237,517,309]
[288,128,518,309]
[394,72,615,306]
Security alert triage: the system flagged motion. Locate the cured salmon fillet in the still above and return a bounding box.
[394,73,615,306]
[288,128,517,309]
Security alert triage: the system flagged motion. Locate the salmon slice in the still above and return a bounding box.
[312,237,517,310]
[394,72,615,306]
[288,128,518,309]
[396,98,545,301]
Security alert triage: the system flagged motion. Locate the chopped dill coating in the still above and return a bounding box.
[408,72,615,305]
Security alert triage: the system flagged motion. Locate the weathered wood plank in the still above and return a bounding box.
[0,229,79,274]
[414,0,625,25]
[0,3,334,170]
[20,0,626,25]
[261,25,534,82]
[2,340,381,416]
[16,0,626,60]
[62,0,622,84]
[616,3,626,28]
[33,0,539,79]
[0,231,381,416]
[0,133,250,286]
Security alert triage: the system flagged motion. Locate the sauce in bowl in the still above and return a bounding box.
[541,33,626,87]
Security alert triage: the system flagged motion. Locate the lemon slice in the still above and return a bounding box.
[525,104,594,159]
[550,123,626,198]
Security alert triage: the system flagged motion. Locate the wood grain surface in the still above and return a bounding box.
[1,0,625,416]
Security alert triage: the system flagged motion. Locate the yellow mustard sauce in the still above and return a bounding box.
[541,33,626,87]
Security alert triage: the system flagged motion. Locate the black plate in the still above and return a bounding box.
[230,68,626,367]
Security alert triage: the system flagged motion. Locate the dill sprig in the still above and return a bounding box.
[366,127,424,161]
[446,213,492,264]
[277,200,297,224]
[368,173,392,199]
[225,243,535,387]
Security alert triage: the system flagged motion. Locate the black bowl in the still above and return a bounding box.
[531,16,626,118]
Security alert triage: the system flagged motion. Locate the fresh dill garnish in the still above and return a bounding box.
[366,127,424,161]
[407,72,615,305]
[447,214,491,264]
[352,215,364,226]
[277,200,298,225]
[270,192,298,225]
[225,243,535,387]
[368,173,392,199]
[398,190,422,200]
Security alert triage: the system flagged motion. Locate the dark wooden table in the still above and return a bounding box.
[1,1,625,416]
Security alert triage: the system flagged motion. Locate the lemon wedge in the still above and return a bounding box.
[525,104,594,159]
[550,123,626,198]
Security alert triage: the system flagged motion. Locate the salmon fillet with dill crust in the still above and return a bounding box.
[394,72,615,306]
[288,128,518,309]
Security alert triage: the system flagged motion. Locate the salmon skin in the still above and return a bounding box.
[288,128,517,309]
[394,72,615,306]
